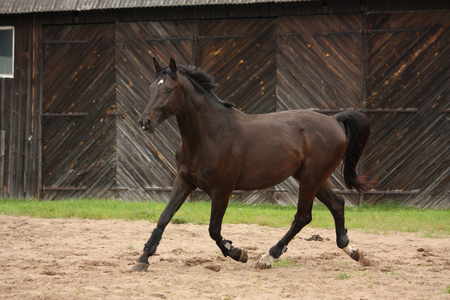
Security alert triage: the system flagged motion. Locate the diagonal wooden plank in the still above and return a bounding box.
[364,11,449,207]
[42,24,116,199]
[115,21,194,202]
[198,19,277,114]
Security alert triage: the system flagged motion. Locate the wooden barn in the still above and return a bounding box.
[0,0,448,207]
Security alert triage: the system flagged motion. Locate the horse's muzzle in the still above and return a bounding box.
[139,118,152,131]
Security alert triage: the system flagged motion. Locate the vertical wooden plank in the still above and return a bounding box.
[32,14,43,198]
[0,130,4,198]
[24,15,33,197]
[0,48,5,197]
[8,17,21,197]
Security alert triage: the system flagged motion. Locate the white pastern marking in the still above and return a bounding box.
[342,244,357,256]
[158,79,164,85]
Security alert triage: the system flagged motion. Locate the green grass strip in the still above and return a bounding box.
[0,199,448,237]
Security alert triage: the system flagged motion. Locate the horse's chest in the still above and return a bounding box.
[178,147,235,190]
[181,167,212,194]
[185,164,214,182]
[182,161,229,192]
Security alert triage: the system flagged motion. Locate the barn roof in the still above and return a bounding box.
[0,0,314,14]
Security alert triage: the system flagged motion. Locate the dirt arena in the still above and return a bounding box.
[1,215,449,299]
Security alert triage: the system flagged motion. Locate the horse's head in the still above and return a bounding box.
[139,58,184,133]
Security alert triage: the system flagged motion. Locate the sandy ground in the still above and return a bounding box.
[0,215,449,299]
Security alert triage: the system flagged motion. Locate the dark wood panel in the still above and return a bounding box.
[42,24,116,199]
[366,0,449,12]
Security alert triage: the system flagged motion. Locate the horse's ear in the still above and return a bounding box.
[169,58,177,74]
[153,57,161,72]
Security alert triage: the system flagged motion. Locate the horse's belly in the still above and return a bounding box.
[235,174,293,191]
[235,168,297,190]
[235,151,301,190]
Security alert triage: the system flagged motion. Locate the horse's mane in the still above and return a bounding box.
[157,65,234,108]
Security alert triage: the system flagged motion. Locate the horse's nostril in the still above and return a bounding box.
[144,119,152,130]
[139,118,151,131]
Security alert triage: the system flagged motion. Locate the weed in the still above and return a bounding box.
[272,258,297,268]
[336,272,352,280]
[444,285,450,294]
[171,216,188,224]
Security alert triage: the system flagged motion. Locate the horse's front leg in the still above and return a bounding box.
[209,191,248,263]
[131,175,195,272]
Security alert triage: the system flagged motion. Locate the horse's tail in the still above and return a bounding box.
[335,110,372,193]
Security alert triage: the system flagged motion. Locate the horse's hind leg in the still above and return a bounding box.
[209,191,248,263]
[256,184,315,269]
[316,182,360,261]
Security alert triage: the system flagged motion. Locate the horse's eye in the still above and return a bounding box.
[167,88,172,93]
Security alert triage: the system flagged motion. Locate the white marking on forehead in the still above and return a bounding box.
[158,79,164,85]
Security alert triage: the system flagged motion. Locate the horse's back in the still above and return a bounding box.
[232,109,346,190]
[235,109,345,146]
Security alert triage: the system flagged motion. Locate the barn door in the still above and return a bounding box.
[42,24,116,199]
[365,12,449,207]
[277,14,363,205]
[115,21,194,201]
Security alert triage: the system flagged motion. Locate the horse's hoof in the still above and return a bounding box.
[131,261,149,272]
[255,252,273,269]
[239,249,248,263]
[350,249,360,261]
[255,260,272,269]
[342,244,360,261]
[229,247,248,263]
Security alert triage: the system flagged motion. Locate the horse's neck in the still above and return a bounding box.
[176,88,227,148]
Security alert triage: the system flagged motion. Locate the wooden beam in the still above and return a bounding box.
[42,112,88,117]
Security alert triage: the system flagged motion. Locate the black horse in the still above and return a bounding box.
[132,58,371,271]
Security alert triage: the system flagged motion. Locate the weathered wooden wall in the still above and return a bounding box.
[1,0,448,207]
[0,15,41,199]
